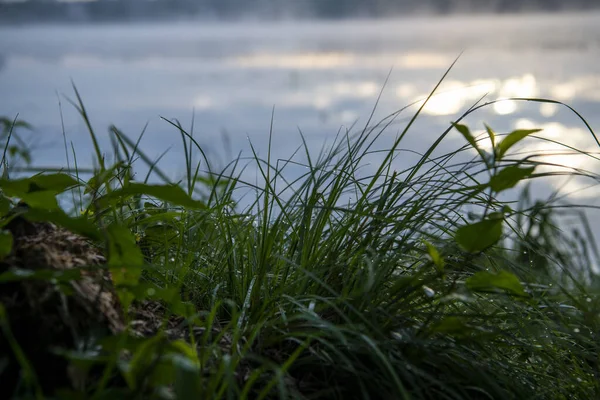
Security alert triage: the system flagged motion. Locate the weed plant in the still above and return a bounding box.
[1,70,600,399]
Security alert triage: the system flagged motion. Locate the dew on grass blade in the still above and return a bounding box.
[423,286,435,298]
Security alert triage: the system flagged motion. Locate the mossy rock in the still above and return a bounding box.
[0,213,124,396]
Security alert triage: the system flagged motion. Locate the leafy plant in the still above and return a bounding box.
[1,75,599,400]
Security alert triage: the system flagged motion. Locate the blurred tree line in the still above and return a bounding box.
[0,0,598,24]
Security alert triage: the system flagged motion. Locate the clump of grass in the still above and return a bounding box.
[1,73,600,399]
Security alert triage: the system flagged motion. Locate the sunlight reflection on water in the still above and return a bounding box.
[0,13,599,208]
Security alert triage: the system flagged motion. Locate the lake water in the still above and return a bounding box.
[1,13,600,214]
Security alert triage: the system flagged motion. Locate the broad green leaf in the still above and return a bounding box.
[496,129,542,160]
[489,166,535,193]
[142,225,179,244]
[122,337,198,390]
[85,161,127,194]
[455,218,503,253]
[18,191,60,210]
[145,359,177,387]
[452,123,491,168]
[466,270,527,297]
[98,183,206,209]
[424,240,444,271]
[128,283,193,317]
[196,175,231,188]
[124,334,165,389]
[0,178,31,194]
[452,123,477,149]
[0,173,79,195]
[0,173,79,210]
[29,173,79,191]
[0,196,10,217]
[50,347,110,367]
[107,224,144,268]
[432,317,472,335]
[22,208,101,241]
[0,230,12,260]
[173,354,202,400]
[107,225,143,294]
[169,340,200,365]
[484,124,496,149]
[135,211,182,227]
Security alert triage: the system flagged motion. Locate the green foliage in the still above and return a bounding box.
[489,165,536,193]
[451,123,545,254]
[97,183,206,210]
[1,85,599,400]
[0,173,79,210]
[495,128,541,160]
[466,270,527,297]
[20,208,102,240]
[452,122,492,167]
[0,230,12,260]
[424,240,444,272]
[455,217,504,253]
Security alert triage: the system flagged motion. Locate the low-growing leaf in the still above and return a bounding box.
[173,354,202,399]
[0,173,79,210]
[127,282,194,317]
[143,225,179,243]
[169,340,200,365]
[432,317,472,335]
[135,211,182,227]
[107,224,144,269]
[489,166,535,193]
[424,240,444,271]
[466,270,527,297]
[18,191,60,210]
[453,123,477,150]
[122,337,198,390]
[196,174,231,188]
[123,334,165,389]
[455,218,503,253]
[496,129,542,160]
[29,173,79,191]
[0,196,10,217]
[0,173,79,195]
[484,124,496,149]
[85,161,127,194]
[107,225,143,293]
[0,230,12,260]
[452,122,491,168]
[98,183,206,209]
[22,208,101,241]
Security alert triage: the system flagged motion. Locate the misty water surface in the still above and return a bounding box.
[0,13,599,215]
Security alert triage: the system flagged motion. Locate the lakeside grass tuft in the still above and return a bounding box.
[1,76,600,399]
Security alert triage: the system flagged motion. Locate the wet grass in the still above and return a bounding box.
[1,71,600,399]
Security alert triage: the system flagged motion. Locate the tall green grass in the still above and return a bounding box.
[1,73,600,399]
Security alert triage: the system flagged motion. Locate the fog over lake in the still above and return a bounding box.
[1,12,599,215]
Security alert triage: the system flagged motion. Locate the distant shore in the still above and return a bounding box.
[1,0,599,26]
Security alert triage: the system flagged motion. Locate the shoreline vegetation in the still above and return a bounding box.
[1,74,600,399]
[1,0,599,25]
